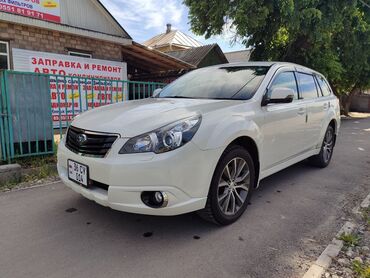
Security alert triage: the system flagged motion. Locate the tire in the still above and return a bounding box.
[308,125,336,168]
[198,145,255,225]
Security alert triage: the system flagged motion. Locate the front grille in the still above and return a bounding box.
[66,126,118,157]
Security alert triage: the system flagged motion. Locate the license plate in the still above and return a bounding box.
[68,160,89,187]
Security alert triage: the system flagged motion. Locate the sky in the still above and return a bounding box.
[100,0,246,53]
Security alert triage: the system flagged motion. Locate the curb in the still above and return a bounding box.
[2,179,61,193]
[0,164,21,185]
[302,192,370,278]
[0,163,57,187]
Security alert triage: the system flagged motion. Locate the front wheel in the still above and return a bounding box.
[308,125,336,168]
[198,145,255,225]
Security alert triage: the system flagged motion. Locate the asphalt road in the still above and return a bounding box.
[1,117,369,278]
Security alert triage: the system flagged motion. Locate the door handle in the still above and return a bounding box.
[297,108,306,115]
[323,102,329,110]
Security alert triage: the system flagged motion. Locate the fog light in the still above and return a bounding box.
[141,191,168,208]
[154,192,163,203]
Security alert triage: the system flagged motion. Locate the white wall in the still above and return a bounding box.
[60,0,129,38]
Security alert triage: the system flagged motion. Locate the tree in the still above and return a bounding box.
[184,0,370,114]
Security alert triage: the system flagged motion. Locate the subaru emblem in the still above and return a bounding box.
[76,134,88,145]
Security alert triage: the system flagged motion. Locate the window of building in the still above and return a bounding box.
[297,73,319,99]
[316,75,332,97]
[269,71,299,100]
[0,41,10,70]
[68,51,92,58]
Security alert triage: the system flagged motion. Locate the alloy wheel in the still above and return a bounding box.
[323,128,334,163]
[217,157,250,216]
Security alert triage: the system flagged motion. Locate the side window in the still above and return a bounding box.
[316,76,332,97]
[68,51,92,58]
[269,71,299,100]
[297,73,319,99]
[0,41,9,70]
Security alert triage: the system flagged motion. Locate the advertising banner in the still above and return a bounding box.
[12,48,128,128]
[0,0,61,23]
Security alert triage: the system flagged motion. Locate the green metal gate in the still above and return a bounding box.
[0,70,165,162]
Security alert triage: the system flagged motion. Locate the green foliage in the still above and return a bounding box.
[184,0,370,96]
[13,154,56,168]
[338,233,360,247]
[353,260,370,278]
[0,164,57,191]
[1,152,57,191]
[362,207,370,225]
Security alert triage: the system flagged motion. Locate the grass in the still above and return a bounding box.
[0,142,59,191]
[361,208,370,225]
[0,163,58,191]
[13,154,57,168]
[339,233,361,247]
[353,261,370,278]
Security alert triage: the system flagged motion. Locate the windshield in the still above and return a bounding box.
[157,66,270,100]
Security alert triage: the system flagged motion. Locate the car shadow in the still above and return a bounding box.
[52,160,322,239]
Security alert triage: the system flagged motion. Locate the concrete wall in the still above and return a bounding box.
[0,21,123,67]
[351,94,370,113]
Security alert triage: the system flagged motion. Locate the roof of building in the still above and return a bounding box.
[122,41,196,72]
[166,44,228,67]
[95,0,132,39]
[143,29,203,50]
[224,50,252,63]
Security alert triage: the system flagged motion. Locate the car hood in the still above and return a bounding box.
[71,98,240,137]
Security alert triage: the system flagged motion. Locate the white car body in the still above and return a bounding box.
[57,62,340,217]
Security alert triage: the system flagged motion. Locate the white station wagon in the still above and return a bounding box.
[57,62,340,225]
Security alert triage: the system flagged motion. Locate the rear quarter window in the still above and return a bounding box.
[316,76,332,97]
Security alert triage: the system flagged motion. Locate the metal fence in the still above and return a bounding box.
[0,70,165,162]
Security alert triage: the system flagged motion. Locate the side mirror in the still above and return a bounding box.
[152,88,163,98]
[262,87,294,106]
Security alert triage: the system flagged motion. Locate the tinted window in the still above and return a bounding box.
[316,76,332,97]
[297,73,318,99]
[269,71,298,100]
[158,66,270,100]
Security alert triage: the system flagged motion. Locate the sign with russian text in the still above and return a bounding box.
[12,48,128,128]
[0,0,61,23]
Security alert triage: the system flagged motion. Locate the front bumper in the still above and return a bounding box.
[57,138,222,216]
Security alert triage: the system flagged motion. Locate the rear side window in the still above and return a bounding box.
[297,73,319,99]
[269,71,299,100]
[316,76,332,97]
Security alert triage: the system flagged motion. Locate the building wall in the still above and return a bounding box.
[0,21,123,68]
[60,0,128,37]
[351,94,370,113]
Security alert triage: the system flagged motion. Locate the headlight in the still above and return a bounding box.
[119,115,202,154]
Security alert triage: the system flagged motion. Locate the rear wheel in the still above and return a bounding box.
[308,125,335,168]
[198,145,255,225]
